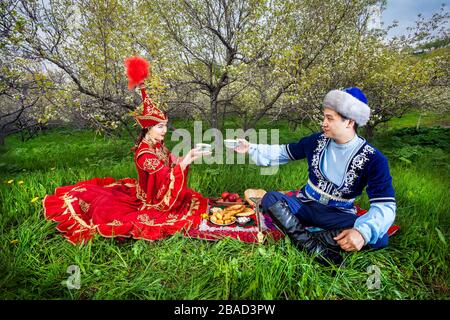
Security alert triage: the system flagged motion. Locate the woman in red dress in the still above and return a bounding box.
[43,57,210,244]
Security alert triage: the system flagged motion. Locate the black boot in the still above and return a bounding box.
[308,229,345,266]
[267,200,344,266]
[267,200,312,244]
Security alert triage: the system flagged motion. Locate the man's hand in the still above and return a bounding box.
[234,139,250,153]
[334,228,365,252]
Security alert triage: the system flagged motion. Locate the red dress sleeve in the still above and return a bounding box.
[136,152,189,212]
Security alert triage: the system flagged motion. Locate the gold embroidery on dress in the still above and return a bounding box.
[135,145,170,168]
[136,184,147,203]
[62,194,97,230]
[167,213,178,220]
[156,185,167,199]
[78,199,90,213]
[136,196,202,227]
[181,197,200,220]
[154,165,185,212]
[143,158,160,171]
[143,140,170,166]
[104,182,135,188]
[135,142,184,212]
[107,220,123,226]
[156,147,170,166]
[163,170,176,206]
[136,155,164,174]
[137,214,155,226]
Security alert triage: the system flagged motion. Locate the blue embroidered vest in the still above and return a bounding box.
[286,133,396,209]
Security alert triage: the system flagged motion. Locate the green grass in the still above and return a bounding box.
[0,120,448,300]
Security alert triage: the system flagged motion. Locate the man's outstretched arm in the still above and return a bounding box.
[234,139,290,166]
[234,133,316,166]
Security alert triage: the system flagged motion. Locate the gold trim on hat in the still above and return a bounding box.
[135,115,168,121]
[134,116,168,128]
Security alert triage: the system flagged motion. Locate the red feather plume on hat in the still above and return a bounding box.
[124,56,150,89]
[124,56,167,128]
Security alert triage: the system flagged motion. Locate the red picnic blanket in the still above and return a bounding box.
[185,199,400,243]
[185,199,284,243]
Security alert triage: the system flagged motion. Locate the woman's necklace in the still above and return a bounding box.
[142,136,169,166]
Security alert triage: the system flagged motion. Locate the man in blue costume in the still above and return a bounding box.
[235,87,396,264]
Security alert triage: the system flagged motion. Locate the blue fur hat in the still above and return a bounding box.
[323,87,370,126]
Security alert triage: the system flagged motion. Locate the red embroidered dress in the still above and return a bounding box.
[43,139,208,244]
[44,57,208,244]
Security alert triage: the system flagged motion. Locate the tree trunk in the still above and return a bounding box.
[416,113,422,130]
[210,94,219,130]
[243,114,249,131]
[221,101,228,130]
[363,124,375,140]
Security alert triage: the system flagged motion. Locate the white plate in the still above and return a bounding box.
[209,220,236,226]
[209,216,236,226]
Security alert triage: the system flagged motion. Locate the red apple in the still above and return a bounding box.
[236,198,243,203]
[221,191,230,200]
[228,193,238,202]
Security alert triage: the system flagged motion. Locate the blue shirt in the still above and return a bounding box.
[248,134,396,245]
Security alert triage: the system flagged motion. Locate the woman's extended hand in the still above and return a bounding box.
[234,139,250,154]
[180,147,211,169]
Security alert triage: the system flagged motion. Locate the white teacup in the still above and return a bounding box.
[195,143,212,152]
[224,139,239,149]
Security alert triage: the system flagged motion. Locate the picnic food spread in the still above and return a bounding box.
[209,204,255,225]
